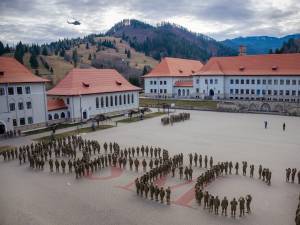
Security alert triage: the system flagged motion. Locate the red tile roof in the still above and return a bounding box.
[174,80,193,87]
[197,53,300,76]
[0,56,49,84]
[47,68,141,96]
[47,98,67,111]
[144,57,203,78]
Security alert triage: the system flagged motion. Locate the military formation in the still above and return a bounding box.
[296,194,300,225]
[1,129,22,138]
[286,168,300,184]
[161,112,190,125]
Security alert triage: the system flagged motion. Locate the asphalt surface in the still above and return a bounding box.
[0,110,299,225]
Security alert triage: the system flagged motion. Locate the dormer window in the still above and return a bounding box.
[82,82,90,87]
[239,66,245,71]
[191,70,195,74]
[179,69,183,73]
[0,71,4,76]
[272,66,278,71]
[116,80,122,85]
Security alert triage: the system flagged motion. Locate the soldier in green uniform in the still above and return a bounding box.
[68,159,72,173]
[221,196,229,216]
[209,195,214,213]
[166,187,171,205]
[155,185,160,201]
[250,164,254,178]
[229,161,233,174]
[259,165,262,179]
[179,166,183,179]
[140,182,144,197]
[150,182,155,200]
[144,182,149,199]
[55,159,60,172]
[246,194,252,213]
[204,191,209,209]
[142,159,147,172]
[235,162,239,175]
[135,178,140,195]
[160,187,165,203]
[61,159,66,173]
[49,159,53,172]
[230,198,238,218]
[239,196,245,217]
[214,196,220,215]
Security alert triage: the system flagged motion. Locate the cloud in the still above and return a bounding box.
[0,0,299,44]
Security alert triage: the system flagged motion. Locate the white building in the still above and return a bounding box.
[0,57,48,134]
[47,68,141,122]
[144,54,300,102]
[143,57,203,98]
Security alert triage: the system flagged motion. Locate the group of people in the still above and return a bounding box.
[1,129,22,139]
[296,194,300,225]
[286,168,300,184]
[264,121,286,131]
[161,112,190,125]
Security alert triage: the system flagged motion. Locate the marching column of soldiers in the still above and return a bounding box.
[296,193,300,225]
[161,112,190,125]
[286,168,300,184]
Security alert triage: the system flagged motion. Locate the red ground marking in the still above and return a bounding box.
[170,180,193,190]
[154,176,167,187]
[88,167,124,180]
[173,186,195,208]
[116,179,136,191]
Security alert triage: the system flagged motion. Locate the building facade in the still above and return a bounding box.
[47,68,141,122]
[0,57,48,134]
[144,54,300,103]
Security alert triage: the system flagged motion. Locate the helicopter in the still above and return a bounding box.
[67,19,81,25]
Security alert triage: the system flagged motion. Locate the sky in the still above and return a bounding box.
[0,0,300,45]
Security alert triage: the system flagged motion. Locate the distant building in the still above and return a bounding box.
[0,57,48,134]
[47,68,141,122]
[143,57,204,98]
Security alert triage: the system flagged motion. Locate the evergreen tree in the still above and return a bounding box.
[129,76,140,87]
[14,41,25,64]
[35,70,39,76]
[42,46,48,56]
[88,53,92,60]
[72,49,78,67]
[268,49,273,54]
[86,42,89,49]
[59,49,65,57]
[0,41,5,56]
[4,44,10,53]
[50,67,54,74]
[126,49,131,58]
[29,53,39,69]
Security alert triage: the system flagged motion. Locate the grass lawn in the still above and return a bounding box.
[139,98,218,110]
[24,123,82,136]
[34,125,114,142]
[0,145,13,153]
[118,112,165,123]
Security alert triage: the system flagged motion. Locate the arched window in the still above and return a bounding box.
[187,89,190,96]
[123,94,126,104]
[119,95,122,105]
[61,112,65,118]
[182,89,185,96]
[67,111,70,118]
[96,97,99,108]
[101,97,104,108]
[106,96,109,107]
[178,89,181,96]
[115,96,118,106]
[48,114,52,120]
[131,94,134,103]
[54,113,59,120]
[127,94,130,104]
[110,96,113,106]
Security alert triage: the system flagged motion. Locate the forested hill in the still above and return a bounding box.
[106,19,238,61]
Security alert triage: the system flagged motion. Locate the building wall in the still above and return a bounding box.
[193,76,225,100]
[62,91,139,121]
[0,83,47,132]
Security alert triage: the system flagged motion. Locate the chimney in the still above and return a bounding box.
[239,45,247,56]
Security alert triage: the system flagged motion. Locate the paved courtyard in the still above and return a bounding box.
[0,110,299,225]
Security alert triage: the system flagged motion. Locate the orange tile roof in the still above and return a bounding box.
[197,53,300,76]
[47,68,141,96]
[47,98,67,111]
[174,80,193,87]
[0,56,49,84]
[144,57,203,78]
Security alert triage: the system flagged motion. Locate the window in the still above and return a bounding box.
[196,79,199,84]
[0,87,5,95]
[215,79,218,84]
[205,79,208,84]
[280,79,284,85]
[96,97,99,108]
[164,81,167,85]
[262,80,266,85]
[256,90,261,95]
[286,80,290,85]
[251,89,255,95]
[66,98,70,104]
[101,97,104,108]
[178,89,181,96]
[150,89,153,93]
[160,81,163,85]
[235,79,239,84]
[230,79,234,84]
[115,96,118,106]
[48,114,52,120]
[164,89,167,94]
[241,79,244,84]
[106,96,109,107]
[154,81,157,85]
[230,89,233,94]
[235,89,239,94]
[18,102,24,110]
[292,80,296,85]
[182,89,185,96]
[8,87,14,95]
[274,79,278,85]
[246,89,249,94]
[9,103,15,111]
[196,88,199,93]
[26,101,32,109]
[13,119,17,126]
[268,80,272,85]
[210,79,213,84]
[154,89,157,93]
[150,81,153,85]
[17,87,22,95]
[292,90,296,96]
[240,89,244,94]
[279,90,284,95]
[111,96,114,106]
[131,94,134,103]
[257,79,261,85]
[54,113,59,119]
[246,79,250,84]
[268,90,272,95]
[286,90,290,96]
[61,112,65,118]
[274,90,278,95]
[123,95,126,104]
[27,117,33,124]
[262,90,266,95]
[160,89,163,94]
[119,95,122,105]
[251,79,255,85]
[25,86,31,94]
[19,118,25,125]
[67,111,70,118]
